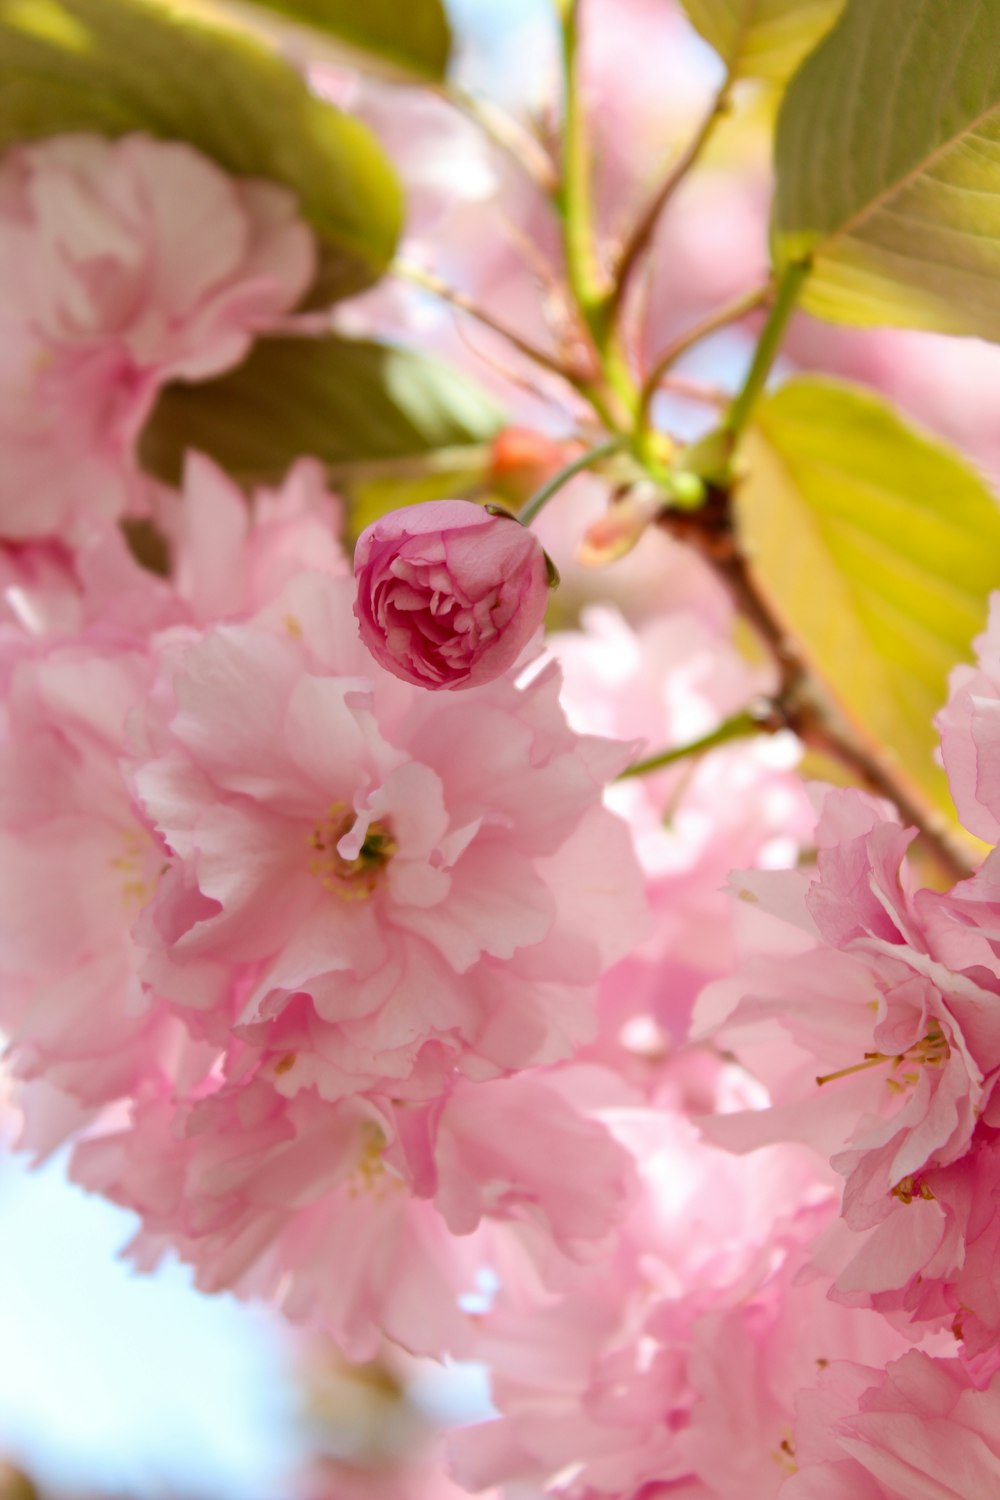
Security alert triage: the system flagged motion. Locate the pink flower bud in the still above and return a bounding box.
[353,500,550,690]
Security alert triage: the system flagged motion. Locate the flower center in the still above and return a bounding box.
[108,825,161,910]
[815,1021,951,1090]
[306,803,396,900]
[890,1174,936,1204]
[773,1435,797,1477]
[347,1119,404,1201]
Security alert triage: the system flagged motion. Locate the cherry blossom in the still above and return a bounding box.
[354,500,550,691]
[0,133,314,540]
[938,597,1000,845]
[73,1063,633,1355]
[784,1352,1000,1499]
[129,571,646,1099]
[0,636,181,1147]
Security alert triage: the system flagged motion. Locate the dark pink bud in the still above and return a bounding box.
[353,500,550,690]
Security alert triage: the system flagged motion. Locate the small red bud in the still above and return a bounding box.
[488,427,579,506]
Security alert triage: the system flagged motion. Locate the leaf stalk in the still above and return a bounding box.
[516,437,625,525]
[618,708,766,779]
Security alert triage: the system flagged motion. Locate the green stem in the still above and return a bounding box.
[553,1,644,429]
[516,437,624,525]
[557,0,606,326]
[638,282,772,428]
[610,73,734,327]
[617,710,762,779]
[724,259,810,445]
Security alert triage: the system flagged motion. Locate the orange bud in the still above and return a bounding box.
[488,427,579,506]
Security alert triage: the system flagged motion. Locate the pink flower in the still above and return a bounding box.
[697,791,997,1206]
[450,1093,904,1500]
[818,845,1000,1355]
[938,595,1000,843]
[784,1352,1000,1499]
[693,788,1000,1357]
[0,453,346,650]
[0,523,184,644]
[353,501,550,690]
[165,452,347,623]
[73,1078,480,1361]
[0,133,315,540]
[72,1064,632,1356]
[0,636,188,1149]
[132,571,647,1098]
[551,605,811,1060]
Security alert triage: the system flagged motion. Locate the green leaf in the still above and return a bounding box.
[736,376,1000,825]
[138,334,506,505]
[773,0,1000,337]
[0,0,403,301]
[243,0,451,81]
[679,0,844,83]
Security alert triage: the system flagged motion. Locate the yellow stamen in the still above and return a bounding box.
[816,1023,950,1090]
[306,803,396,900]
[816,1054,890,1087]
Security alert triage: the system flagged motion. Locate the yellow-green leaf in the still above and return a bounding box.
[0,0,403,301]
[679,0,844,83]
[240,0,451,81]
[736,376,1000,825]
[138,334,505,499]
[773,0,1000,337]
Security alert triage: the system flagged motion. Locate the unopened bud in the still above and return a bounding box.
[578,484,665,566]
[489,427,579,506]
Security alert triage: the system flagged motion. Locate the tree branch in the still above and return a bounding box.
[638,282,771,425]
[436,83,559,196]
[393,260,586,385]
[658,497,976,884]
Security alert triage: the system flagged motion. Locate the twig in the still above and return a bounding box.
[618,708,766,779]
[493,210,594,371]
[723,260,809,449]
[638,282,771,424]
[516,436,625,525]
[449,317,585,417]
[657,373,728,407]
[555,0,608,330]
[552,0,642,426]
[394,259,629,433]
[393,260,584,384]
[659,498,976,884]
[435,83,560,196]
[324,444,493,485]
[609,74,735,324]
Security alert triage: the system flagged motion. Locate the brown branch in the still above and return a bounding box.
[638,282,772,424]
[392,260,588,386]
[607,77,734,326]
[436,84,560,196]
[657,372,727,407]
[658,497,976,885]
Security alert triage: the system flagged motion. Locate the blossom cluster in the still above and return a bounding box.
[0,133,651,1363]
[5,126,1000,1500]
